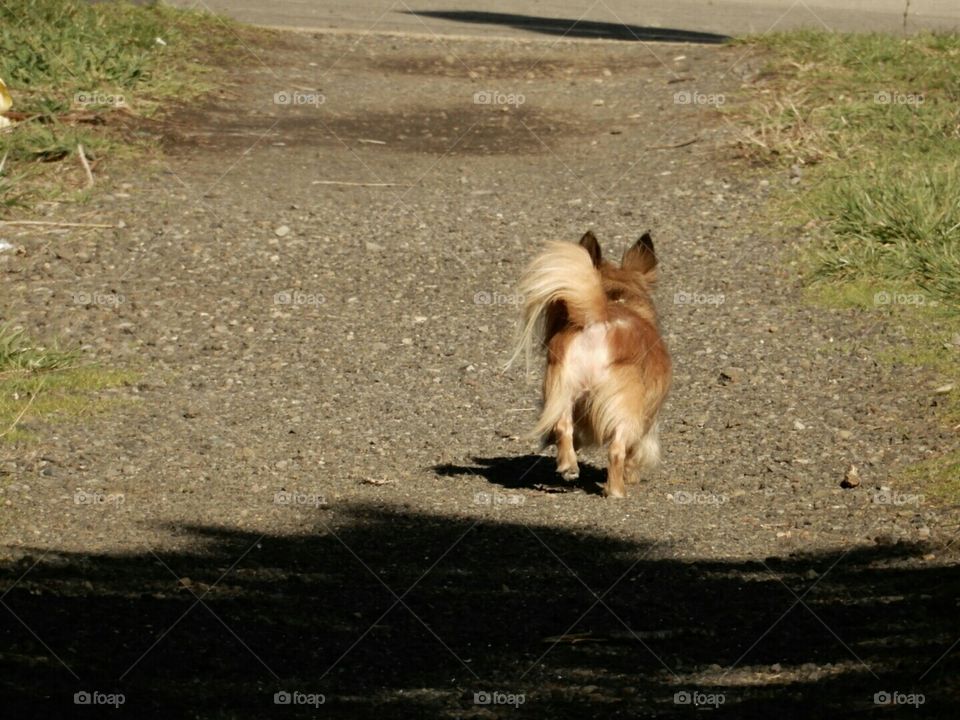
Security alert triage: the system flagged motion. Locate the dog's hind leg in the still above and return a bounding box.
[625,421,661,484]
[555,406,580,481]
[604,427,627,498]
[543,361,579,481]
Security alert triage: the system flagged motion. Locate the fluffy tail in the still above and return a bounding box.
[506,240,607,371]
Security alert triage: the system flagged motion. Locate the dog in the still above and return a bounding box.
[509,231,671,498]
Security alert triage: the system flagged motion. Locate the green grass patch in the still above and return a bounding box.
[0,325,134,442]
[732,31,960,308]
[733,30,960,493]
[0,0,242,212]
[903,449,960,503]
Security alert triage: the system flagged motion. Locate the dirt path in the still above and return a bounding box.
[2,30,958,718]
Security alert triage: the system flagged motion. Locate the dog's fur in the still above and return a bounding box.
[509,231,672,498]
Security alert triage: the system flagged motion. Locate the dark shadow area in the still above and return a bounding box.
[435,454,606,495]
[1,505,958,717]
[402,10,730,44]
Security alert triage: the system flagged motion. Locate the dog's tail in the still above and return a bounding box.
[506,240,607,371]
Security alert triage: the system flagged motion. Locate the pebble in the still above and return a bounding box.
[918,526,931,539]
[841,465,861,488]
[719,366,744,384]
[274,225,290,237]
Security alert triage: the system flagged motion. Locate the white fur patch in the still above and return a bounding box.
[564,323,611,395]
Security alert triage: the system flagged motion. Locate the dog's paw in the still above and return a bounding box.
[559,466,580,481]
[603,483,626,499]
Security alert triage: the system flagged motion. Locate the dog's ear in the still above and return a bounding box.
[621,231,657,275]
[579,230,602,267]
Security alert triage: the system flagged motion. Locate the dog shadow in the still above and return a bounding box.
[434,454,606,495]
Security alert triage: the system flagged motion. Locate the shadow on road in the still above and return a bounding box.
[1,505,956,717]
[402,10,730,44]
[435,454,606,495]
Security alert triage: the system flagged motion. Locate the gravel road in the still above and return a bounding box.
[1,29,958,718]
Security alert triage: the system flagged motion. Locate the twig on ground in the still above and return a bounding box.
[77,144,94,188]
[0,390,38,439]
[647,137,700,150]
[311,180,408,187]
[0,220,119,229]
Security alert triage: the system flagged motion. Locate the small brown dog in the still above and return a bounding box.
[510,231,672,498]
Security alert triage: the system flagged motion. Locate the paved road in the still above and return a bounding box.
[171,0,960,37]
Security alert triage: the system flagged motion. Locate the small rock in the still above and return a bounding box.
[719,366,744,384]
[841,464,861,488]
[365,241,384,252]
[934,383,955,395]
[918,526,931,540]
[274,225,290,238]
[793,420,806,431]
[836,430,852,440]
[592,98,605,106]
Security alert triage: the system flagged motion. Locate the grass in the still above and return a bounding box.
[0,0,240,212]
[733,30,960,495]
[0,1,217,437]
[0,325,135,442]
